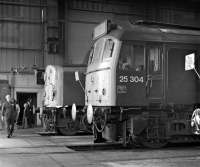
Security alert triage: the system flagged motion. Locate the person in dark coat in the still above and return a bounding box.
[2,94,18,138]
[24,98,35,128]
[0,99,4,130]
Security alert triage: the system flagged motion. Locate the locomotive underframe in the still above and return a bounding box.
[42,107,92,135]
[92,104,200,148]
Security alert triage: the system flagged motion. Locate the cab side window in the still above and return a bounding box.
[93,40,103,63]
[119,42,145,71]
[88,47,94,64]
[102,39,114,60]
[88,39,104,65]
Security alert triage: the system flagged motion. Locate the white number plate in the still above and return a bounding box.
[119,76,144,83]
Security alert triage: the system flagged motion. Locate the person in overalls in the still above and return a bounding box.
[2,95,17,138]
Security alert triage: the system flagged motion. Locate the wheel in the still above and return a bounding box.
[140,129,168,148]
[43,113,55,132]
[191,108,200,134]
[57,119,79,135]
[137,114,168,148]
[141,137,168,148]
[81,114,93,133]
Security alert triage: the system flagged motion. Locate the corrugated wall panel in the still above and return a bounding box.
[35,51,44,67]
[0,49,43,71]
[0,23,18,48]
[45,53,63,66]
[0,1,45,72]
[22,50,36,67]
[0,49,6,71]
[29,6,41,20]
[0,49,19,71]
[67,22,95,65]
[19,24,42,49]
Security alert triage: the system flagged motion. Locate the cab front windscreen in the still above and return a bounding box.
[88,38,115,65]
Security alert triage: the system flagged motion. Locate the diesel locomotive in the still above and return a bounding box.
[43,65,91,135]
[83,20,200,147]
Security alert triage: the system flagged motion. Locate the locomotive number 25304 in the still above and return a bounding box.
[119,76,144,83]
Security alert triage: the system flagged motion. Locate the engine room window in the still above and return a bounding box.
[119,43,145,71]
[102,39,114,60]
[134,45,145,71]
[148,47,162,73]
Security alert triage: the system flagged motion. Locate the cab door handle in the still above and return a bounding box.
[146,75,152,87]
[145,79,149,87]
[150,78,153,88]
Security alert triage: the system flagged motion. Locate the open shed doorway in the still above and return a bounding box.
[16,92,37,126]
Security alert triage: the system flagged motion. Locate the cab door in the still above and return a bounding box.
[146,45,164,102]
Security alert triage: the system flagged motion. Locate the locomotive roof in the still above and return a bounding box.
[108,21,200,44]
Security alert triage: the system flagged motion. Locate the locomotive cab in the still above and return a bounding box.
[86,36,120,106]
[85,20,200,147]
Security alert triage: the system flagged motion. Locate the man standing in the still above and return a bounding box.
[0,99,3,130]
[24,98,35,128]
[2,94,18,138]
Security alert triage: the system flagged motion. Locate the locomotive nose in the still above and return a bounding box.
[87,104,93,124]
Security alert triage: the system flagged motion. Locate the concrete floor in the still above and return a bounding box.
[1,128,200,167]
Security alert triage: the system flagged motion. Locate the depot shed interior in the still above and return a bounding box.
[0,0,200,113]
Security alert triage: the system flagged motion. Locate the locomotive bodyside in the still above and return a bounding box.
[116,43,200,106]
[85,20,200,147]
